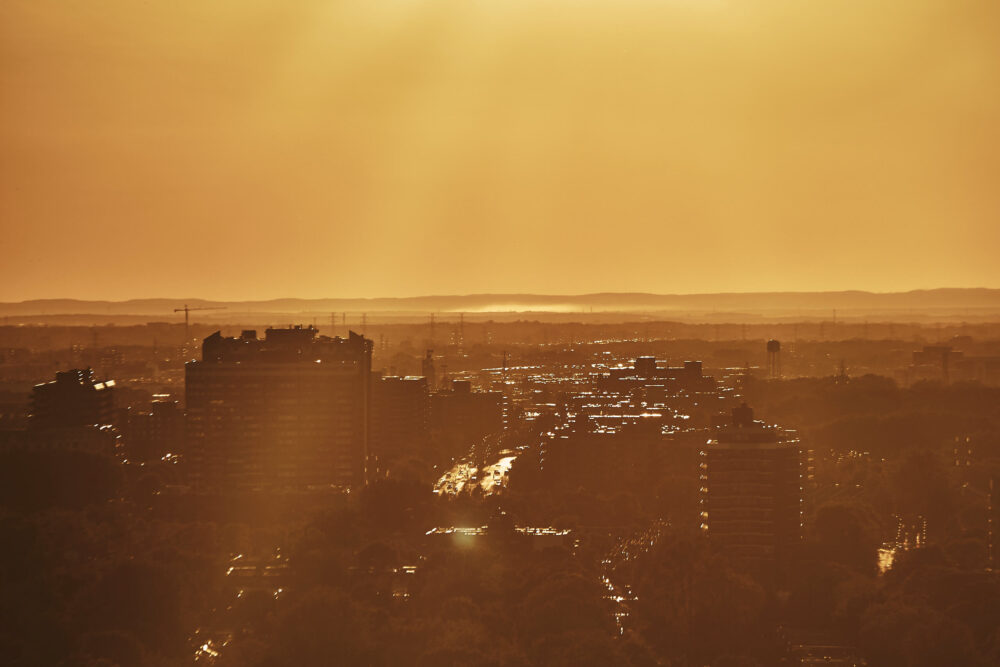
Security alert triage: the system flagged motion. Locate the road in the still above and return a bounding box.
[601,519,668,634]
[433,452,517,497]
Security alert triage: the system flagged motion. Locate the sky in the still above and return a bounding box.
[1,0,998,301]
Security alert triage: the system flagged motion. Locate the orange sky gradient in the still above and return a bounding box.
[2,0,998,301]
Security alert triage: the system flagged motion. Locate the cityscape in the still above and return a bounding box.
[3,1,1000,666]
[1,310,999,665]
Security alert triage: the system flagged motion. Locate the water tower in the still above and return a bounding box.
[766,339,781,379]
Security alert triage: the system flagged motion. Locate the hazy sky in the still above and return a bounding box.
[2,0,998,301]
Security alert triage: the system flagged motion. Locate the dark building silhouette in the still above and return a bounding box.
[909,345,957,383]
[31,368,115,429]
[370,374,430,472]
[701,403,801,576]
[596,356,722,427]
[905,344,1000,386]
[540,414,665,493]
[125,395,182,462]
[185,327,372,492]
[21,368,118,454]
[600,356,717,394]
[430,380,504,461]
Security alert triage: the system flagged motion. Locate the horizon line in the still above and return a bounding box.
[4,285,1000,306]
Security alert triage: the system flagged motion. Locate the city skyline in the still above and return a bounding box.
[2,2,998,663]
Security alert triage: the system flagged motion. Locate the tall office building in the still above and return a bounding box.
[185,327,372,492]
[700,403,801,576]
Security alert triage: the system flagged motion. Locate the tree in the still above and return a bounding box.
[257,588,381,667]
[629,533,769,665]
[809,502,881,575]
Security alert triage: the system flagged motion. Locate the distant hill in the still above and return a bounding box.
[1,289,999,319]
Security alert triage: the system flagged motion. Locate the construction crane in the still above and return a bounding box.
[174,304,226,342]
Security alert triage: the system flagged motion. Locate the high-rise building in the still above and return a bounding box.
[540,414,665,494]
[124,394,182,462]
[21,368,118,455]
[31,368,115,429]
[370,374,430,472]
[908,345,958,384]
[603,357,715,393]
[598,356,722,427]
[185,327,372,492]
[700,403,801,576]
[430,380,505,461]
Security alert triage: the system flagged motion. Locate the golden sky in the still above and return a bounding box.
[1,0,998,301]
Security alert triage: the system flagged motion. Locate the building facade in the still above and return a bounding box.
[125,395,182,462]
[185,327,372,492]
[701,403,801,576]
[31,368,115,429]
[370,374,430,473]
[430,380,505,462]
[20,368,118,455]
